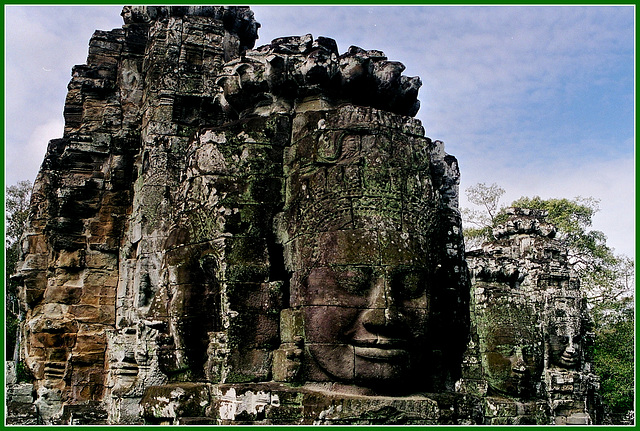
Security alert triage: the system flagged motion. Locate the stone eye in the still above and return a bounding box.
[392,269,427,299]
[334,266,372,295]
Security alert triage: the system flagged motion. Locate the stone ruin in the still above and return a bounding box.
[461,208,601,424]
[7,6,601,425]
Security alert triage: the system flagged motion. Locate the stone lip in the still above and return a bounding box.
[121,5,260,50]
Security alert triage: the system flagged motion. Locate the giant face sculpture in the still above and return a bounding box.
[547,323,580,369]
[282,106,469,392]
[295,229,433,388]
[477,285,543,398]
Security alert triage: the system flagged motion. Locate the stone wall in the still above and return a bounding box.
[9,6,600,425]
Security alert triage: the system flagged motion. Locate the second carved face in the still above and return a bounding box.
[478,286,543,398]
[547,297,583,369]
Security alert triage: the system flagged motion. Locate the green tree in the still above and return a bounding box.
[6,180,32,245]
[463,187,632,303]
[591,296,634,422]
[509,196,616,278]
[461,182,505,250]
[5,180,32,359]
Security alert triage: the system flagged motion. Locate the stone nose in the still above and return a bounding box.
[511,347,527,373]
[565,342,577,355]
[367,277,388,308]
[359,277,403,333]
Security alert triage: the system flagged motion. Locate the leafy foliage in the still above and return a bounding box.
[509,196,616,276]
[461,182,505,249]
[6,180,32,244]
[15,360,33,383]
[591,297,634,418]
[5,180,32,358]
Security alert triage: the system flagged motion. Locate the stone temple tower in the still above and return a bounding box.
[461,208,601,425]
[13,6,261,422]
[8,6,599,425]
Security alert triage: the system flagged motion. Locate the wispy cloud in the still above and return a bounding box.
[254,6,633,159]
[459,156,635,258]
[5,119,64,184]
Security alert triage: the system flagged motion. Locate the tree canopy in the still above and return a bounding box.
[461,182,505,250]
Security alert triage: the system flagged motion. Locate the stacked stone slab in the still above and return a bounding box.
[10,6,600,425]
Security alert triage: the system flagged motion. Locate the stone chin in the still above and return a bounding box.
[353,349,413,387]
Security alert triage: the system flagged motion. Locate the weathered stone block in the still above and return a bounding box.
[6,401,41,425]
[140,383,212,422]
[7,383,35,404]
[279,308,304,343]
[272,344,302,382]
[22,253,48,271]
[314,229,379,266]
[43,284,83,304]
[61,401,109,425]
[228,307,280,347]
[70,304,115,324]
[226,349,273,384]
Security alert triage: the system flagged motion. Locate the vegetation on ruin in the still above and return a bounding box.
[462,182,635,422]
[5,180,32,359]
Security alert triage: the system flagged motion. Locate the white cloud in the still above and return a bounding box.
[252,6,633,141]
[4,5,123,185]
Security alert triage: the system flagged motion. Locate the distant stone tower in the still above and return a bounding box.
[461,208,601,424]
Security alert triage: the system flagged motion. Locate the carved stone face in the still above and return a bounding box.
[483,324,540,397]
[478,287,542,398]
[547,325,580,369]
[293,228,432,389]
[547,296,582,369]
[281,106,468,392]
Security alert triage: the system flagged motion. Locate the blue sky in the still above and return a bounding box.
[4,5,635,258]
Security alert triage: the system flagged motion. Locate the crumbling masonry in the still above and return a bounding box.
[7,6,600,425]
